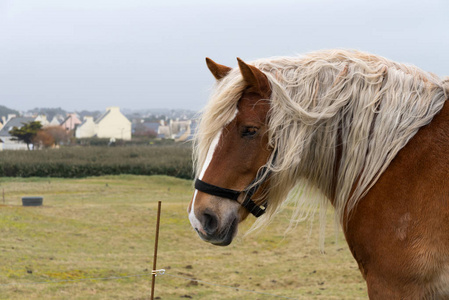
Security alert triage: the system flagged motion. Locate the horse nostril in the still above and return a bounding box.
[203,212,218,235]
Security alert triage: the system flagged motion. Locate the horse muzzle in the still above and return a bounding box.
[190,208,238,246]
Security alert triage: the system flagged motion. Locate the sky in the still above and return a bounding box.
[1,0,448,112]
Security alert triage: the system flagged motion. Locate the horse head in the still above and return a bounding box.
[188,58,273,246]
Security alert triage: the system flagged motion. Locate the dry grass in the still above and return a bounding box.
[0,175,367,299]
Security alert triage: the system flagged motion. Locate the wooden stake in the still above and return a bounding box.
[151,201,162,300]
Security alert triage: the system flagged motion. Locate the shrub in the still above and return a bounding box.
[0,144,193,179]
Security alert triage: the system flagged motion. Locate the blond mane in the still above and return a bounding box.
[194,49,448,238]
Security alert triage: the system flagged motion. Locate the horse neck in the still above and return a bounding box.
[292,120,343,205]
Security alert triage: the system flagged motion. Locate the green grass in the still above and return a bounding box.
[0,175,367,299]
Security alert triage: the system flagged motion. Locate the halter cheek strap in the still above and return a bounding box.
[194,151,276,218]
[194,163,271,218]
[194,178,267,217]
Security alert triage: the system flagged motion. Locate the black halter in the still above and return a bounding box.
[194,165,271,218]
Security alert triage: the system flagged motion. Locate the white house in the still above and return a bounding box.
[75,107,131,141]
[34,115,50,127]
[154,119,194,141]
[96,107,131,140]
[75,116,96,138]
[49,115,65,126]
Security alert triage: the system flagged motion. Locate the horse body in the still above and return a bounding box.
[346,101,449,298]
[188,49,449,298]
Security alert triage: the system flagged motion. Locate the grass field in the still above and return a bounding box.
[0,175,367,299]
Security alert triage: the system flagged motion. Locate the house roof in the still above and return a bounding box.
[49,115,65,125]
[0,117,35,137]
[95,110,111,124]
[94,107,130,125]
[78,119,88,127]
[174,128,186,139]
[61,115,71,124]
[61,114,80,125]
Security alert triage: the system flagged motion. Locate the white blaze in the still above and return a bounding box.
[189,109,238,231]
[189,130,222,230]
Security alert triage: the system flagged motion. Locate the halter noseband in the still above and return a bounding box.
[194,165,271,218]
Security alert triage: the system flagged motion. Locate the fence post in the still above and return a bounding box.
[151,201,162,300]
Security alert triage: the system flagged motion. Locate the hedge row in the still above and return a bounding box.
[0,145,193,179]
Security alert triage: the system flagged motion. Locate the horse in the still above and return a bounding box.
[188,49,449,299]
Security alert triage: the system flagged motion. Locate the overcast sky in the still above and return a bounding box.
[1,0,448,112]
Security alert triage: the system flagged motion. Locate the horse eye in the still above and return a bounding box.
[241,126,259,138]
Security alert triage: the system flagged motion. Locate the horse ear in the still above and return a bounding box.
[237,58,270,97]
[206,57,232,80]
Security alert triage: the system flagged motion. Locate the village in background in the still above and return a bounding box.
[0,105,197,150]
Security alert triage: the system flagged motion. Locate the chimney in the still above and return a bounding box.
[106,107,120,113]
